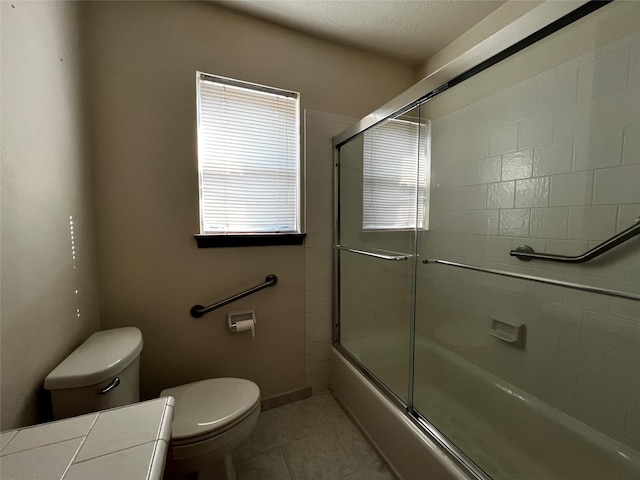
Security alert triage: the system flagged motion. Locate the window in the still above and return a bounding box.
[362,117,430,230]
[195,72,303,247]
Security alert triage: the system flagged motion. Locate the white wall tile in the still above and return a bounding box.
[573,124,624,172]
[530,207,568,239]
[596,84,640,130]
[582,311,637,358]
[603,352,640,395]
[490,123,518,156]
[609,290,640,323]
[456,185,488,210]
[593,165,640,205]
[484,236,514,263]
[553,100,594,149]
[553,61,579,106]
[526,327,558,363]
[619,205,640,232]
[499,208,530,237]
[501,149,533,181]
[540,302,582,340]
[557,337,604,381]
[487,181,515,209]
[515,177,550,208]
[532,144,573,176]
[561,279,611,315]
[505,80,536,124]
[622,124,640,165]
[517,109,554,149]
[473,210,499,236]
[567,205,617,241]
[577,48,630,101]
[549,171,593,207]
[630,41,640,85]
[476,156,502,184]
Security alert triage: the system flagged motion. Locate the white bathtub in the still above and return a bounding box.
[331,334,640,480]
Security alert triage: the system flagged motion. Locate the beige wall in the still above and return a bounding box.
[0,1,101,430]
[81,1,416,400]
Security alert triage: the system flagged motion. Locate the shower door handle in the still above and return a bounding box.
[335,245,409,261]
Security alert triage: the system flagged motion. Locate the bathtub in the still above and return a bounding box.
[330,333,640,480]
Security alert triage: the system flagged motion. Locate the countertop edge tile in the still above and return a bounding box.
[63,441,157,480]
[2,398,172,479]
[74,398,170,463]
[0,430,18,452]
[148,440,169,480]
[159,400,174,443]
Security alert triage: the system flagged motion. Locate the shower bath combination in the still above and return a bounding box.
[331,1,640,479]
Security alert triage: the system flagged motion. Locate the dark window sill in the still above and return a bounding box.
[194,233,306,248]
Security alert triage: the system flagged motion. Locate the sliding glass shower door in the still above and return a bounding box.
[336,106,428,403]
[336,2,639,479]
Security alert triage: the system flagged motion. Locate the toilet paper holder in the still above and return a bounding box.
[228,310,256,337]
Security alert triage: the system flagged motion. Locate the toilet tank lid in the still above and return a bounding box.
[44,327,143,390]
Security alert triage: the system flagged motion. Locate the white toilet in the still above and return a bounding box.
[44,327,260,480]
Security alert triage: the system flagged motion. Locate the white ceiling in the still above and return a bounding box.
[216,0,507,66]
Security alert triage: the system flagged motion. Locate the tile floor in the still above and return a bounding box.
[234,392,395,480]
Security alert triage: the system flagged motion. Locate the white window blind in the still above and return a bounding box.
[196,73,300,234]
[363,118,429,230]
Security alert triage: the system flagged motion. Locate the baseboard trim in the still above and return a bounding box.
[260,386,312,411]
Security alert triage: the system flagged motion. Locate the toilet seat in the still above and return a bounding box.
[161,377,260,447]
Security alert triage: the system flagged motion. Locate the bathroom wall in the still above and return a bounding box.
[417,0,542,80]
[0,1,101,430]
[81,1,417,400]
[418,1,640,449]
[304,110,356,394]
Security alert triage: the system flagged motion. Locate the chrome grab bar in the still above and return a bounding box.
[422,258,640,302]
[511,219,640,263]
[335,245,409,261]
[190,274,278,318]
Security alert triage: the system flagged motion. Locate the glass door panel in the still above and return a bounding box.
[337,106,427,403]
[414,2,640,478]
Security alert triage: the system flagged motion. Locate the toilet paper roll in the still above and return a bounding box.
[231,319,255,338]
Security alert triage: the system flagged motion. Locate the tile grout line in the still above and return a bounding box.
[281,446,296,480]
[60,414,99,479]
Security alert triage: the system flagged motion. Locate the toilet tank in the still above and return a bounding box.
[44,327,143,420]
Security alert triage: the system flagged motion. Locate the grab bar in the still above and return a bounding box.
[422,258,640,302]
[190,274,278,318]
[511,219,640,263]
[335,245,409,261]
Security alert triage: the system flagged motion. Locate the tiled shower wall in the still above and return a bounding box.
[420,16,640,449]
[304,110,356,394]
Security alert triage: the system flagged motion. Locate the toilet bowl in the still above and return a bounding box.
[44,327,260,480]
[161,378,260,480]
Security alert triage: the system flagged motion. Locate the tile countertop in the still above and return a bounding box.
[0,396,174,480]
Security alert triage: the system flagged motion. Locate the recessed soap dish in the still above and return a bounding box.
[489,318,526,348]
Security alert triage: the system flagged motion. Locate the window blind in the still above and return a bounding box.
[197,73,300,234]
[363,118,429,230]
